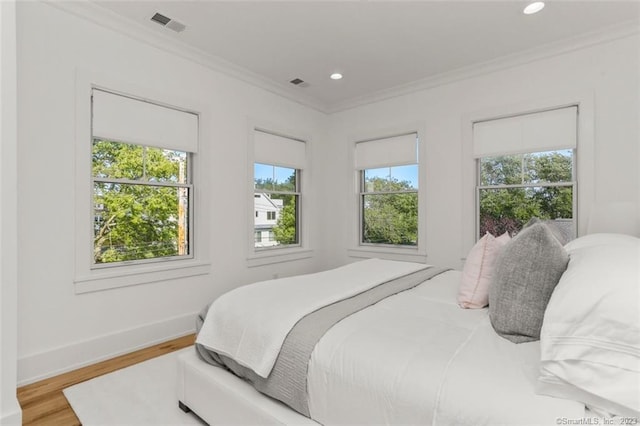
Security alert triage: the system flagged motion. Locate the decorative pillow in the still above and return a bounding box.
[458,232,510,309]
[537,233,640,417]
[522,217,574,245]
[488,222,569,343]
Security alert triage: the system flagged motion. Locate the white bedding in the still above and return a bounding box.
[307,270,585,425]
[196,258,429,378]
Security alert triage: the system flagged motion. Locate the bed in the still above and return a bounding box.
[177,225,640,425]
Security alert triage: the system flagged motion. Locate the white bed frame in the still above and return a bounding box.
[177,349,319,425]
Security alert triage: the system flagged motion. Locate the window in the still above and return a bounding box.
[473,107,577,238]
[92,141,191,264]
[355,133,419,246]
[91,89,197,267]
[254,163,299,248]
[478,150,574,237]
[252,129,306,252]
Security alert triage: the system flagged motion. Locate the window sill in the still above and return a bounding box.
[74,260,211,294]
[247,248,314,268]
[347,246,427,263]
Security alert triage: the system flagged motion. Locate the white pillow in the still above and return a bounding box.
[537,233,640,416]
[458,232,510,309]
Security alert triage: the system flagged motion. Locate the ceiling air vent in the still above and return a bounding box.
[150,12,186,33]
[289,78,310,88]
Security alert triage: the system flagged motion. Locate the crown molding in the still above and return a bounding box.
[44,0,331,113]
[328,20,640,113]
[40,1,639,115]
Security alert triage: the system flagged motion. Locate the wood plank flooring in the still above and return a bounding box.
[17,334,195,425]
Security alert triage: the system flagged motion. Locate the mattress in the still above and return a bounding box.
[179,268,585,425]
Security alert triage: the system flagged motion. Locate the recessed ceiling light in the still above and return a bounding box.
[330,73,343,80]
[523,1,545,15]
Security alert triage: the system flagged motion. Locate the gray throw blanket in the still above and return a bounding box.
[196,265,450,417]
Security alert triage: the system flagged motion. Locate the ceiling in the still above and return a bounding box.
[93,1,640,111]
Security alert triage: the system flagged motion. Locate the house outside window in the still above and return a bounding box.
[252,129,306,251]
[473,107,577,239]
[254,164,299,248]
[355,133,419,247]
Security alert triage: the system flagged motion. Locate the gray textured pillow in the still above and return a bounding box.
[522,217,574,245]
[489,222,569,343]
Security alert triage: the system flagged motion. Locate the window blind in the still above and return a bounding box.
[92,89,198,153]
[355,133,418,170]
[254,130,306,169]
[473,106,577,158]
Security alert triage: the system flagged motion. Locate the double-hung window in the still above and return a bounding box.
[91,89,197,266]
[253,130,305,250]
[355,133,419,246]
[473,107,577,238]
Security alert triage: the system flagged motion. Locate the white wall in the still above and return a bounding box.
[1,0,22,422]
[13,1,639,387]
[16,2,327,385]
[322,32,640,269]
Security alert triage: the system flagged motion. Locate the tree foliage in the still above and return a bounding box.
[362,177,418,245]
[479,151,573,237]
[273,197,298,244]
[93,140,187,263]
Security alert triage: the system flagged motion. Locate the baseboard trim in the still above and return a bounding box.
[17,312,197,386]
[0,405,22,425]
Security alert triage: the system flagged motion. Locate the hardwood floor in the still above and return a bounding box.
[17,334,195,425]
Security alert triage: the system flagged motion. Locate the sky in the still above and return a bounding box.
[255,163,418,189]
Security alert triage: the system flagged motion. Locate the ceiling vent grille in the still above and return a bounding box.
[150,12,186,33]
[290,78,310,88]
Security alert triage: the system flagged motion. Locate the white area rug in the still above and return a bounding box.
[63,347,205,426]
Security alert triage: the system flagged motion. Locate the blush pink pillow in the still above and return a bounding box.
[458,232,510,309]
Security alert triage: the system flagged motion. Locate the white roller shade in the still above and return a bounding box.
[355,133,418,170]
[254,130,306,169]
[92,89,198,153]
[473,106,577,158]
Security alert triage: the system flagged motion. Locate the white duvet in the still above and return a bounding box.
[196,258,429,378]
[307,270,585,425]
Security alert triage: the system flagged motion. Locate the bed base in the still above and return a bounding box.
[177,349,319,425]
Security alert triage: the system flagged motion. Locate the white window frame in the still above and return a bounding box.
[461,93,595,264]
[74,70,210,294]
[254,165,301,250]
[476,148,577,239]
[348,125,427,262]
[91,115,195,268]
[247,122,313,267]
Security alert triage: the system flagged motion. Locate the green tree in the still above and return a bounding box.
[256,171,299,246]
[93,140,186,263]
[362,177,418,245]
[273,197,297,244]
[479,151,573,237]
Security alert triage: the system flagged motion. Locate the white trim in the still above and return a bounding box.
[347,247,427,264]
[74,68,211,292]
[0,411,21,426]
[47,1,326,113]
[330,21,640,113]
[349,123,428,261]
[17,312,197,386]
[460,91,595,259]
[74,260,210,294]
[1,0,22,423]
[247,248,314,268]
[47,1,638,114]
[246,119,314,267]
